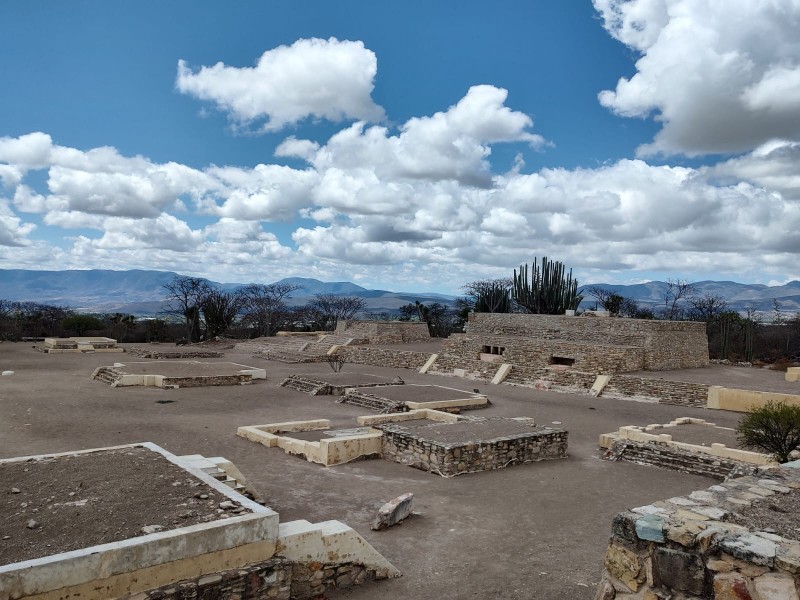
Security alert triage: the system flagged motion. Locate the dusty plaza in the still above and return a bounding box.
[3,318,799,599]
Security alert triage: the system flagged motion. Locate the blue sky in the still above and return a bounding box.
[1,1,799,293]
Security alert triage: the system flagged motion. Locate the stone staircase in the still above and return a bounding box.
[338,390,407,413]
[91,366,125,386]
[177,454,266,504]
[279,375,331,395]
[303,334,354,355]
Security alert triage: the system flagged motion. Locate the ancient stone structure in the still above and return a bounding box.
[600,418,773,480]
[335,320,431,344]
[595,463,800,599]
[446,313,709,374]
[127,347,223,359]
[376,416,568,477]
[35,337,124,353]
[0,443,399,599]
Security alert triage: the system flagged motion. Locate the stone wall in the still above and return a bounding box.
[603,439,757,480]
[336,320,431,344]
[377,420,568,477]
[603,376,709,407]
[595,464,800,599]
[464,313,708,371]
[137,557,383,600]
[161,374,252,388]
[128,348,223,359]
[338,347,433,370]
[444,333,644,374]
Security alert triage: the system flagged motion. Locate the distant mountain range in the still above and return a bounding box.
[1,269,798,316]
[0,269,456,315]
[578,280,800,314]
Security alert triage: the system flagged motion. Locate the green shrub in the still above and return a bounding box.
[736,401,800,463]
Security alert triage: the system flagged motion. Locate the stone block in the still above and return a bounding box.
[635,514,665,543]
[653,547,706,596]
[776,541,800,574]
[713,572,755,600]
[752,573,799,599]
[604,544,645,592]
[720,533,777,567]
[371,493,414,531]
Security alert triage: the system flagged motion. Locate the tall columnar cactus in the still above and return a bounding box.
[512,256,583,314]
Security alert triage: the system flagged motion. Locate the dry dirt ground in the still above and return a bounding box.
[0,342,746,600]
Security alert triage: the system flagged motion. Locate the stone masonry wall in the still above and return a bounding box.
[128,348,223,359]
[603,439,756,480]
[338,347,431,370]
[603,376,709,407]
[377,421,568,477]
[161,374,252,388]
[447,334,644,374]
[466,313,708,371]
[137,557,384,600]
[336,320,431,344]
[595,464,800,599]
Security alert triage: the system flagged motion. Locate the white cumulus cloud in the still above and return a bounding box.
[594,0,800,155]
[176,38,385,132]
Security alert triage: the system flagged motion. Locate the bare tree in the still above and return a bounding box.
[688,293,728,322]
[238,283,301,337]
[200,289,241,339]
[662,278,695,320]
[162,275,212,342]
[306,294,367,331]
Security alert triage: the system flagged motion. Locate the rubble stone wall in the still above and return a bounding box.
[161,374,252,388]
[595,465,800,599]
[337,347,431,369]
[137,557,383,600]
[603,439,754,480]
[603,376,709,407]
[377,423,568,476]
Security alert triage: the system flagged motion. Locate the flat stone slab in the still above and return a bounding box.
[372,493,414,530]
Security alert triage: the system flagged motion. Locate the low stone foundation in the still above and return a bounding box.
[595,464,800,599]
[127,348,223,359]
[136,558,383,600]
[376,417,568,477]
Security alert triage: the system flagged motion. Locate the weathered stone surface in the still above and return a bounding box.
[713,572,755,600]
[653,547,706,596]
[776,541,800,574]
[752,572,799,600]
[371,492,414,531]
[635,514,665,543]
[604,544,644,592]
[612,511,641,547]
[720,533,777,567]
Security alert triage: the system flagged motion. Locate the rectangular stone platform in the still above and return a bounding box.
[92,361,266,388]
[36,337,123,353]
[375,416,567,476]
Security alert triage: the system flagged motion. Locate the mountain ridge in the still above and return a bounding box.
[1,269,797,315]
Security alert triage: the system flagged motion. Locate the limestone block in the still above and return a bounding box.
[371,493,414,531]
[752,572,799,600]
[720,533,778,567]
[653,547,706,596]
[776,540,800,574]
[713,572,756,600]
[604,544,645,592]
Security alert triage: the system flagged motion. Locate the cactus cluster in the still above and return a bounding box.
[512,257,582,315]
